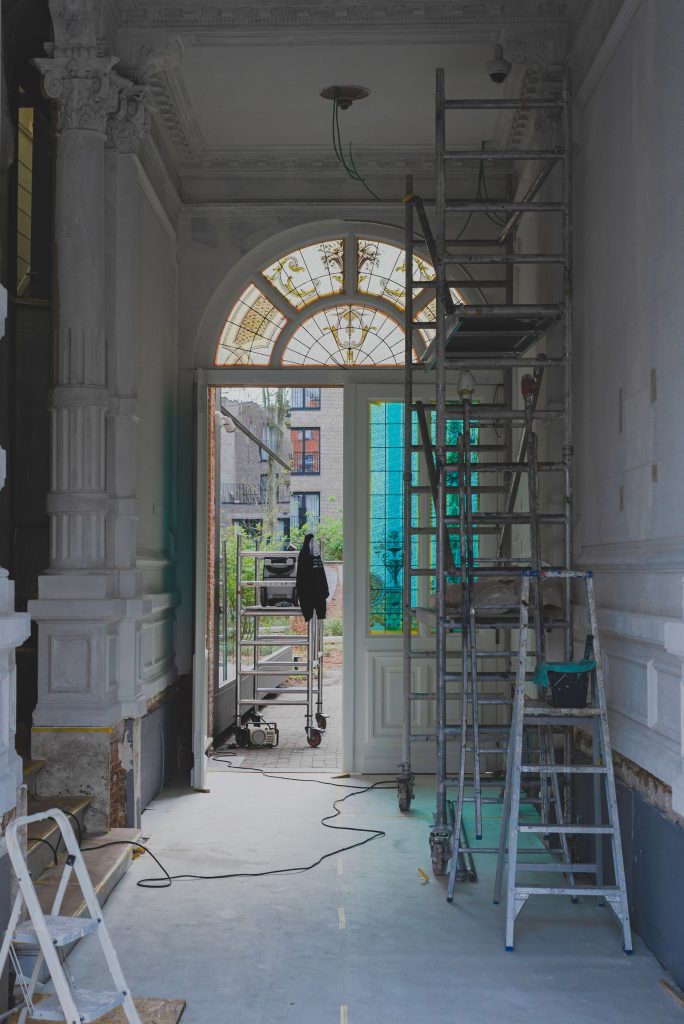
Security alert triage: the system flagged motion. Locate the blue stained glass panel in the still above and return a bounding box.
[369,402,479,632]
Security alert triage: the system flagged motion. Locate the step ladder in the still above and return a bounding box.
[495,570,632,952]
[0,808,142,1024]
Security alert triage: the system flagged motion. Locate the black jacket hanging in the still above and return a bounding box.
[296,534,329,622]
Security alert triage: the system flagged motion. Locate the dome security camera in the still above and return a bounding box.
[487,44,512,85]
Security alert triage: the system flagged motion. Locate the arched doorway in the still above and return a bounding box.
[191,225,462,788]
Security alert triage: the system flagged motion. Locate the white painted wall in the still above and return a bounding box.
[572,0,684,813]
[136,180,179,585]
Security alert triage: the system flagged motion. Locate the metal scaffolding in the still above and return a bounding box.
[398,68,574,883]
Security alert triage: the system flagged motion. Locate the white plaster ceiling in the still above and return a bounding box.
[180,41,503,152]
[115,0,581,195]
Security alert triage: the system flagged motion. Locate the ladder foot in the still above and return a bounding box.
[624,947,633,956]
[505,946,514,952]
[571,896,579,904]
[446,896,453,904]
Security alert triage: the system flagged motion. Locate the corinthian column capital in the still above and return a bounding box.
[34,55,121,133]
[107,80,152,154]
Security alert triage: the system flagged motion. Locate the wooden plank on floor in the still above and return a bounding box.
[7,998,186,1024]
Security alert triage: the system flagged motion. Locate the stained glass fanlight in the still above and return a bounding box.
[217,284,286,366]
[284,306,405,367]
[262,240,344,309]
[215,234,463,367]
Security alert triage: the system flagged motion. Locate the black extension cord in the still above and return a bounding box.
[80,756,395,889]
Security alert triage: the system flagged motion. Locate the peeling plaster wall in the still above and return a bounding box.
[572,0,684,817]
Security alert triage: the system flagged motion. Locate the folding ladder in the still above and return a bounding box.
[495,571,632,952]
[0,808,142,1024]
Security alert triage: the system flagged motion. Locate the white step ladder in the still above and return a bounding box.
[0,808,142,1024]
[495,570,632,953]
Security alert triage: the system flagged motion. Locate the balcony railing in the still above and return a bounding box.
[221,482,290,504]
[291,452,320,474]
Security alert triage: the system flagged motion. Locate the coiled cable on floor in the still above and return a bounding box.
[81,757,396,889]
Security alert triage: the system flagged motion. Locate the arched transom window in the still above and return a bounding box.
[215,236,463,367]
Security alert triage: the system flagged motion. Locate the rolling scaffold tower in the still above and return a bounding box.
[398,68,574,882]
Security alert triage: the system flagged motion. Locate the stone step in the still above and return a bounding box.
[26,795,92,880]
[22,759,48,797]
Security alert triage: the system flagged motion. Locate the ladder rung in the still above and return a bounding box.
[13,916,99,947]
[238,699,313,707]
[443,356,566,369]
[517,862,598,873]
[466,747,508,755]
[455,845,500,854]
[240,579,294,587]
[409,443,507,452]
[446,201,564,214]
[444,253,564,264]
[445,779,505,788]
[476,462,565,474]
[523,706,600,718]
[444,149,564,162]
[238,667,306,676]
[255,686,309,693]
[513,885,621,897]
[520,765,608,775]
[240,637,309,645]
[444,98,563,110]
[518,825,613,835]
[28,990,125,1023]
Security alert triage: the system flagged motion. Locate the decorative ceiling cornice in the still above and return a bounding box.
[114,1,569,31]
[180,146,514,177]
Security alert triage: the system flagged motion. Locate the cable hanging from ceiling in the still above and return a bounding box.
[331,96,382,202]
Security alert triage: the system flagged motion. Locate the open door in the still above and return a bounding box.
[191,370,211,790]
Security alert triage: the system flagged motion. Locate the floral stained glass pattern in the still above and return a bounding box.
[283,305,405,367]
[357,240,436,310]
[217,284,286,366]
[263,240,344,310]
[369,401,405,634]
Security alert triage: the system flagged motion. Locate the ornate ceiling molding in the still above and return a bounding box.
[114,1,569,31]
[180,145,514,177]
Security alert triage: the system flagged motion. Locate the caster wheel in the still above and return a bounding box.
[307,728,322,748]
[315,713,327,730]
[235,727,248,748]
[431,842,448,877]
[397,780,412,812]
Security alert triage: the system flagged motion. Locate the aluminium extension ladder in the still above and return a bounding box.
[494,571,632,952]
[0,808,142,1024]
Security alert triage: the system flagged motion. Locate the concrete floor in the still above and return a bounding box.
[66,772,684,1024]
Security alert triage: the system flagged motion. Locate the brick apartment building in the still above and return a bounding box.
[220,387,343,538]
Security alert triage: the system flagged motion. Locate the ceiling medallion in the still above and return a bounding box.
[319,85,370,110]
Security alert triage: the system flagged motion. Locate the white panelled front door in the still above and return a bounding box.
[343,383,436,774]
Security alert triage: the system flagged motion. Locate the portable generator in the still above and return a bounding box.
[236,718,280,748]
[247,721,279,747]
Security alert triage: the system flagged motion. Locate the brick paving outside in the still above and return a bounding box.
[212,662,342,772]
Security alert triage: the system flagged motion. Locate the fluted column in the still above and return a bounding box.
[34,44,121,575]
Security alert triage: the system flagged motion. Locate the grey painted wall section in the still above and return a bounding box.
[576,772,684,986]
[617,781,684,985]
[140,697,178,812]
